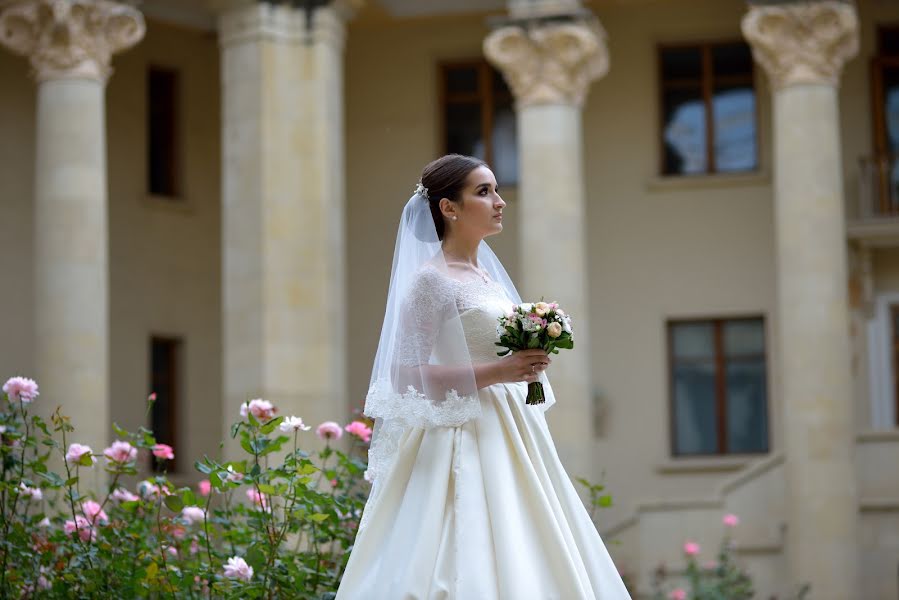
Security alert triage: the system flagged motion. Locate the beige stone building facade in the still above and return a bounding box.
[1,0,897,597]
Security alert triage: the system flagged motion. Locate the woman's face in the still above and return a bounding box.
[443,166,506,240]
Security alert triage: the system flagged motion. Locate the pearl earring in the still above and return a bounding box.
[452,216,458,221]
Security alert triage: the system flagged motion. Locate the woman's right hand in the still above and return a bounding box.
[496,349,551,384]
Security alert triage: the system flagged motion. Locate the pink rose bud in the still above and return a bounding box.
[669,589,687,600]
[198,480,211,496]
[344,420,372,443]
[723,513,740,527]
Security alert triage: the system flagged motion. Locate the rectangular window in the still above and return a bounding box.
[147,66,181,198]
[658,42,758,176]
[868,28,899,215]
[668,317,769,456]
[441,61,518,186]
[150,336,181,472]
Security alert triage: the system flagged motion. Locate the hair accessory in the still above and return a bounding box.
[413,181,429,199]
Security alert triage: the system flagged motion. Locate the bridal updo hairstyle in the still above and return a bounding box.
[420,154,487,241]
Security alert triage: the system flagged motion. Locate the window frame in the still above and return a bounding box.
[657,40,759,177]
[438,59,516,185]
[666,315,770,457]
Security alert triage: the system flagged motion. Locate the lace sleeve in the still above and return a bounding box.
[395,267,453,367]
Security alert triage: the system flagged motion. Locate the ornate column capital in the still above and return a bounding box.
[0,0,144,83]
[484,16,608,108]
[741,0,858,91]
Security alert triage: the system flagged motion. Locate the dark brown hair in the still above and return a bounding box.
[420,154,487,241]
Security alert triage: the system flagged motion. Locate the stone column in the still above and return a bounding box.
[217,0,349,452]
[484,2,608,481]
[742,2,859,596]
[0,1,144,459]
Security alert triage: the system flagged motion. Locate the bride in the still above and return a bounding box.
[336,154,631,599]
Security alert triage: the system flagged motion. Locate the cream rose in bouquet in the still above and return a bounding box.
[495,301,573,404]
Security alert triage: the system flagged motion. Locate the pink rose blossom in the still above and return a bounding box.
[81,500,108,525]
[239,398,277,421]
[65,443,95,466]
[3,376,39,404]
[152,443,174,461]
[138,480,169,499]
[163,545,178,557]
[316,421,343,441]
[18,482,42,502]
[344,420,372,443]
[330,478,338,488]
[669,589,687,600]
[223,556,253,581]
[181,506,206,525]
[683,541,700,556]
[37,575,50,590]
[198,480,211,496]
[111,488,139,503]
[148,392,157,402]
[64,516,95,542]
[723,513,740,528]
[38,517,51,528]
[246,488,270,511]
[103,440,137,465]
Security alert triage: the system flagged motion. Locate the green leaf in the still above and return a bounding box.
[39,471,64,487]
[299,463,318,475]
[194,459,212,475]
[182,489,197,507]
[164,495,184,512]
[597,495,613,507]
[309,513,329,522]
[77,453,95,467]
[257,483,276,495]
[260,416,284,435]
[32,461,47,474]
[145,562,158,581]
[112,422,129,437]
[240,437,254,455]
[64,477,78,487]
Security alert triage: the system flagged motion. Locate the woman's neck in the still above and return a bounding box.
[441,236,480,266]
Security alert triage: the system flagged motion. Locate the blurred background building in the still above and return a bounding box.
[0,0,896,597]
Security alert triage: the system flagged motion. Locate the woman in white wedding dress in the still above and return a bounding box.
[336,155,631,599]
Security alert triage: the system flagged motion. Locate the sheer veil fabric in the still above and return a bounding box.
[362,191,556,504]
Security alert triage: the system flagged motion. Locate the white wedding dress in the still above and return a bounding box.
[336,268,632,600]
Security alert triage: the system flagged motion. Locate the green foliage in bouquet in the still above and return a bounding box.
[0,376,373,599]
[495,301,573,404]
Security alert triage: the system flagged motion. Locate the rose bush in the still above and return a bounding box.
[0,375,370,599]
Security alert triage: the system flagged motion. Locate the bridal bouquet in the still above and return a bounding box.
[495,301,573,405]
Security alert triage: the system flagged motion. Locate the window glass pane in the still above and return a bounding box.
[726,359,768,453]
[150,338,179,471]
[881,28,899,56]
[492,98,518,186]
[712,43,753,78]
[713,84,757,172]
[148,67,179,197]
[723,318,764,356]
[673,362,718,454]
[672,322,714,359]
[661,47,702,80]
[493,68,512,97]
[445,66,478,95]
[662,87,707,175]
[445,103,485,159]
